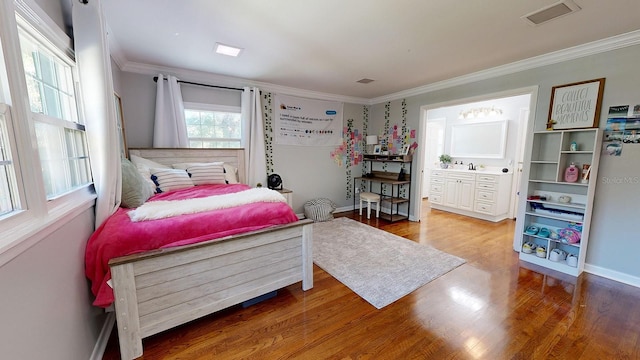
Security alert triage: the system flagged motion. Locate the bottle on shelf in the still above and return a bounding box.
[564,162,579,183]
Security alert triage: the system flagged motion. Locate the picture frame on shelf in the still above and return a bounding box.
[399,144,410,156]
[548,78,605,130]
[373,145,381,154]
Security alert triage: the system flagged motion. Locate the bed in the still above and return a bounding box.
[86,148,313,360]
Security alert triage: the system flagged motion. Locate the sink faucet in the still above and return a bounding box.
[468,163,475,170]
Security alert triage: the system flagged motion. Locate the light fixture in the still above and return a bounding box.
[522,0,581,26]
[365,135,378,154]
[214,43,243,57]
[458,106,503,120]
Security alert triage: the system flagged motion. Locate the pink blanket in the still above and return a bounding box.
[85,184,299,307]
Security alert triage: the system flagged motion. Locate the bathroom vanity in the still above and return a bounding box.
[430,168,513,222]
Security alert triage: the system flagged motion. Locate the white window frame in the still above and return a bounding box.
[0,0,96,265]
[183,102,242,148]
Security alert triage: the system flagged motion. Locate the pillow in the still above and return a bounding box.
[172,162,226,185]
[186,163,226,185]
[130,154,170,170]
[149,168,194,193]
[130,154,170,193]
[223,163,239,184]
[120,158,153,208]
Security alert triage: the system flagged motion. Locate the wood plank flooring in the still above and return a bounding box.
[102,201,640,359]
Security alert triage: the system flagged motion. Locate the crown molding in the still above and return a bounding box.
[113,29,640,106]
[120,61,370,105]
[370,29,640,104]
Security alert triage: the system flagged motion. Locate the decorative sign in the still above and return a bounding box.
[274,94,343,146]
[548,78,605,130]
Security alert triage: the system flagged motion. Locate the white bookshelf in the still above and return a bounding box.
[516,128,602,276]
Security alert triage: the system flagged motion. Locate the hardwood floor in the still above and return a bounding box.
[103,200,640,359]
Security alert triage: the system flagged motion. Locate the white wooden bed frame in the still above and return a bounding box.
[110,148,313,360]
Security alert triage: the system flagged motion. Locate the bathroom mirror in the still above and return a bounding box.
[450,120,507,159]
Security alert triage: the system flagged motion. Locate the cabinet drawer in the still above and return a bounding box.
[475,201,495,215]
[431,170,445,178]
[445,172,475,180]
[431,184,444,193]
[476,189,496,202]
[477,174,498,183]
[430,194,443,204]
[431,177,445,184]
[476,182,497,191]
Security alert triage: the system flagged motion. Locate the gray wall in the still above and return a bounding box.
[0,208,99,360]
[115,34,640,283]
[118,71,367,213]
[386,44,640,280]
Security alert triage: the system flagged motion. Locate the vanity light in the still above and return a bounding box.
[458,106,503,119]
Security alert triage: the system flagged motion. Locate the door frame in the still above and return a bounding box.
[413,86,539,222]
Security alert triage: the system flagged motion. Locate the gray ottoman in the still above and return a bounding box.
[304,198,337,222]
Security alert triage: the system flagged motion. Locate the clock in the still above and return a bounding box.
[267,174,282,190]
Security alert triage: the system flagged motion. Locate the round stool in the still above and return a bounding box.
[359,192,380,219]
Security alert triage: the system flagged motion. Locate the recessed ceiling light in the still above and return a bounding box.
[214,43,243,57]
[357,78,375,84]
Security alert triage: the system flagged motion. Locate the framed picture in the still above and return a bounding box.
[548,78,605,130]
[373,145,381,154]
[399,144,410,156]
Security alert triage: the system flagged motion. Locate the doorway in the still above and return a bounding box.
[412,86,538,221]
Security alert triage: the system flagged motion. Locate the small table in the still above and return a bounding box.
[276,188,293,208]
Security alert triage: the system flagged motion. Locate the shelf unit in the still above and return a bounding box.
[516,128,602,276]
[354,155,412,222]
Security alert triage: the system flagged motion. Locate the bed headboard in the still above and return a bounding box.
[128,148,246,184]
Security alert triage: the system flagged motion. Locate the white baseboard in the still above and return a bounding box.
[584,263,640,288]
[89,312,115,360]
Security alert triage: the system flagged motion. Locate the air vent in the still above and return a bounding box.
[357,78,375,84]
[522,0,581,26]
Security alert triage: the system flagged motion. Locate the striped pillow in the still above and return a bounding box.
[185,163,226,185]
[149,168,194,193]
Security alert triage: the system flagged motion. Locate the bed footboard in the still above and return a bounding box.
[109,220,313,360]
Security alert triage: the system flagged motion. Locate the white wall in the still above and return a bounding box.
[0,208,101,360]
[425,95,530,170]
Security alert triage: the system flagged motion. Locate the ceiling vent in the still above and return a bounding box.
[357,78,375,84]
[522,0,581,26]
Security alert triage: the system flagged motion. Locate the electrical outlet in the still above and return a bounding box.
[355,187,360,193]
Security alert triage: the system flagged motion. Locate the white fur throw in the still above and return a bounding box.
[128,188,286,222]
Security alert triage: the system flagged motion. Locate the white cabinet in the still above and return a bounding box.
[515,128,602,277]
[474,173,512,217]
[429,170,445,205]
[430,169,513,222]
[443,173,475,211]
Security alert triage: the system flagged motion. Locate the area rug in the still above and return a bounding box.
[313,217,466,309]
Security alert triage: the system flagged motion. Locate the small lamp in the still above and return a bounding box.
[366,135,378,154]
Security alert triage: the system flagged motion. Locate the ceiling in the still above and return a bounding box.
[99,0,640,100]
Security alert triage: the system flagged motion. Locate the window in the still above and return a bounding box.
[18,21,91,199]
[184,103,241,148]
[0,105,21,217]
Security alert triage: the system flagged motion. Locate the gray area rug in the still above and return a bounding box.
[313,217,466,309]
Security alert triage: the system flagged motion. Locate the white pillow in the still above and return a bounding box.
[130,154,170,170]
[130,155,171,193]
[186,163,226,185]
[223,163,239,184]
[171,161,238,185]
[150,168,194,193]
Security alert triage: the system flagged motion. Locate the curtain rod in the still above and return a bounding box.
[153,76,244,91]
